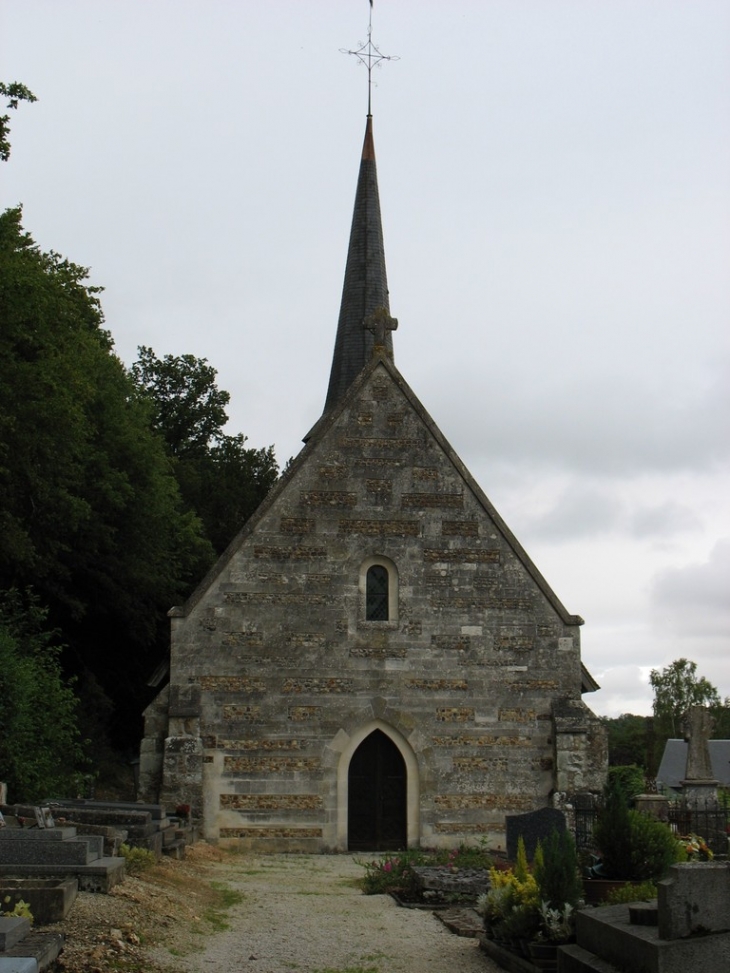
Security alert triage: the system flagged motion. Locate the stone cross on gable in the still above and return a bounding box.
[364,305,398,354]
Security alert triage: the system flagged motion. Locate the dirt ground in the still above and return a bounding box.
[46,843,234,972]
[43,845,501,973]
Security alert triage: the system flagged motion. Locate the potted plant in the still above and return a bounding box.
[528,829,582,968]
[477,836,540,951]
[585,785,680,903]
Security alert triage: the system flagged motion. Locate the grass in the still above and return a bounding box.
[191,882,245,934]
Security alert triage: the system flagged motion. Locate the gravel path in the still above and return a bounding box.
[151,853,503,973]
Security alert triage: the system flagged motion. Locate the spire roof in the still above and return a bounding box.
[323,115,392,414]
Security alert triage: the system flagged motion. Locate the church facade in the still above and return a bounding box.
[139,117,607,851]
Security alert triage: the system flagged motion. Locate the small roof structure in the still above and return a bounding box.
[656,739,730,790]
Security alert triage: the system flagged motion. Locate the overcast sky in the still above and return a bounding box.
[3,1,729,719]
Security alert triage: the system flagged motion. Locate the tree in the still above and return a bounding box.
[0,590,84,801]
[0,209,214,749]
[130,346,230,458]
[649,658,720,738]
[0,81,36,162]
[603,713,652,769]
[131,347,278,554]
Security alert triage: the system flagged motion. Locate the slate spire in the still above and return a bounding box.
[323,115,393,414]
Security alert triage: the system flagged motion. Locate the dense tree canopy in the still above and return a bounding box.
[0,208,280,758]
[0,590,83,801]
[131,346,278,555]
[131,346,230,459]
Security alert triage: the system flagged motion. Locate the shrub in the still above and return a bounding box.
[2,897,33,923]
[592,784,632,879]
[605,880,657,904]
[0,590,85,801]
[533,829,582,911]
[444,842,492,869]
[608,766,646,804]
[357,850,429,896]
[626,811,678,882]
[119,843,156,874]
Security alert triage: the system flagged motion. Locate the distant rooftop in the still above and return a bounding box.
[656,738,730,790]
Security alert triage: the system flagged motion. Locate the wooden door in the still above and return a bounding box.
[348,729,407,851]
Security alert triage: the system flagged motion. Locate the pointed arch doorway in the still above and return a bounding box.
[348,729,407,851]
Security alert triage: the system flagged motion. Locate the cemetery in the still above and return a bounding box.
[1,704,730,972]
[2,9,728,973]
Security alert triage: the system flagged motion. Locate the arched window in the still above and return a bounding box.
[366,565,389,621]
[359,556,398,624]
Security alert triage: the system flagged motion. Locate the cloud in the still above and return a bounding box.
[522,484,622,540]
[651,540,730,640]
[629,501,701,539]
[421,357,730,480]
[589,665,654,718]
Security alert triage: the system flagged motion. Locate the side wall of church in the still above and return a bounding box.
[157,363,605,850]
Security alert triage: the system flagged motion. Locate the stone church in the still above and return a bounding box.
[139,115,607,852]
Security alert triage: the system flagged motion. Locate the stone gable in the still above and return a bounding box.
[141,358,606,851]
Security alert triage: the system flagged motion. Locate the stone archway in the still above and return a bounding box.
[335,719,420,851]
[347,729,407,850]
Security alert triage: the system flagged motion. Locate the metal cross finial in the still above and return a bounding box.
[364,305,398,354]
[341,2,399,115]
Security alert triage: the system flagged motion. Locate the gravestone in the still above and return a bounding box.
[505,806,566,861]
[681,705,719,802]
[658,862,730,940]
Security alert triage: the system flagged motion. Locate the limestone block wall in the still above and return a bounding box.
[154,361,605,850]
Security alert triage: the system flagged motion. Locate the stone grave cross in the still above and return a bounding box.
[681,704,718,798]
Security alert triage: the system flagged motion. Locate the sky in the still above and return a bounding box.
[2,1,729,720]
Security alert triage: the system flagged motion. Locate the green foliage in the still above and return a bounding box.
[650,659,720,738]
[605,880,657,904]
[0,81,37,162]
[119,844,156,874]
[443,842,493,869]
[130,346,278,555]
[593,784,633,880]
[593,783,679,882]
[479,860,540,941]
[608,766,646,804]
[0,590,84,801]
[514,835,529,883]
[533,829,582,911]
[358,845,492,898]
[0,209,216,748]
[626,811,679,882]
[2,896,33,922]
[357,850,430,896]
[603,713,652,770]
[131,346,230,459]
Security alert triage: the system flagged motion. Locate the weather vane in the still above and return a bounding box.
[341,1,399,115]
